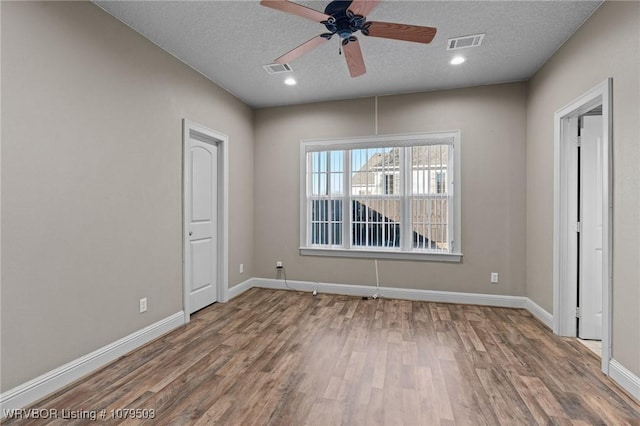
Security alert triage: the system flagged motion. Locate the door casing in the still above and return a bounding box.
[183,119,229,323]
[553,79,612,373]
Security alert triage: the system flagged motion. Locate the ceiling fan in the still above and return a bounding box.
[260,0,437,77]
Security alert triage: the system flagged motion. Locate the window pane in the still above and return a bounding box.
[352,199,400,248]
[332,223,342,246]
[332,200,343,245]
[311,173,327,196]
[351,147,400,196]
[311,222,328,245]
[311,200,327,221]
[309,199,343,246]
[331,172,343,196]
[307,152,327,195]
[411,145,449,195]
[435,171,446,194]
[332,199,342,222]
[412,198,448,251]
[312,152,327,173]
[310,151,346,196]
[331,150,343,172]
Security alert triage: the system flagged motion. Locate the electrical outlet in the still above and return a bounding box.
[139,298,147,313]
[276,261,283,268]
[491,273,499,284]
[240,263,244,274]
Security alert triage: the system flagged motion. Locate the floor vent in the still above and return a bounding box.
[263,63,293,74]
[447,34,485,50]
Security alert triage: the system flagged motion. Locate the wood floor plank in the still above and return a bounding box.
[5,288,639,425]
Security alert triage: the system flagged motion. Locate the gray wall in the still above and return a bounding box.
[254,83,527,297]
[1,2,254,391]
[526,1,640,375]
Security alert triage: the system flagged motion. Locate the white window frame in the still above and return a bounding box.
[299,132,462,262]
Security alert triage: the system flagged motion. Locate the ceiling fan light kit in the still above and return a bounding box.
[261,0,437,77]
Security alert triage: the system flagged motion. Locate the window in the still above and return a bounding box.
[384,174,395,195]
[300,132,462,261]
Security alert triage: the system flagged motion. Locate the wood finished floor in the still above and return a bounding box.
[8,288,640,425]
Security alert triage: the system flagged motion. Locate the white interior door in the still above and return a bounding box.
[578,114,603,340]
[186,136,218,313]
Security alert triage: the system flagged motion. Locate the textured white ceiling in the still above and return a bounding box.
[94,1,601,108]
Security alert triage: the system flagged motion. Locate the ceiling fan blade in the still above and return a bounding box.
[365,21,437,44]
[274,35,329,64]
[348,0,380,17]
[260,0,330,23]
[343,39,366,77]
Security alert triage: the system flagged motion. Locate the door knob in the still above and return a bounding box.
[189,231,193,236]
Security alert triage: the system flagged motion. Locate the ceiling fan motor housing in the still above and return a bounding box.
[323,0,369,39]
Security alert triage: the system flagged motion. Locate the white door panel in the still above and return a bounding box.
[191,238,213,292]
[579,115,603,340]
[191,147,213,222]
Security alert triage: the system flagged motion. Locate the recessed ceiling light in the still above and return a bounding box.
[450,56,466,65]
[284,77,297,86]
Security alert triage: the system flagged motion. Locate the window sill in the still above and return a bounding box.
[299,247,463,262]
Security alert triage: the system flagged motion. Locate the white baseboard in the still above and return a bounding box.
[0,311,185,414]
[254,279,555,327]
[609,359,640,402]
[253,277,546,311]
[228,278,254,300]
[237,277,554,329]
[523,297,554,329]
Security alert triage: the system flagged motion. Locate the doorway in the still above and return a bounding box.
[577,112,603,352]
[553,79,612,374]
[183,119,229,321]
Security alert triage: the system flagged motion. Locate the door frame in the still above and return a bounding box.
[553,78,612,373]
[182,119,229,323]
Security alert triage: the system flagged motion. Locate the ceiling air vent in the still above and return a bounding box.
[447,34,485,50]
[262,63,293,74]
